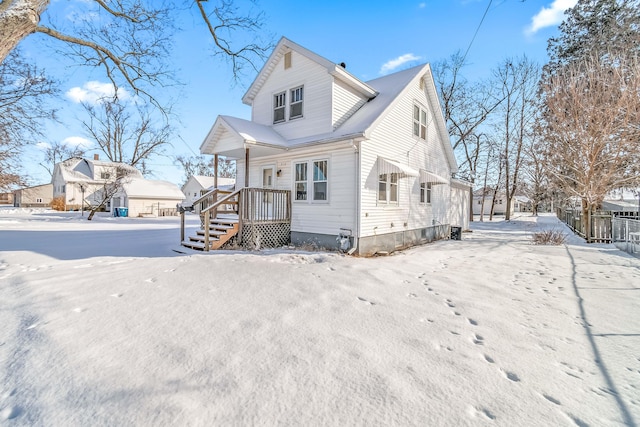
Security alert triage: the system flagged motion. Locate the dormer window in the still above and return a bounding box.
[290,86,303,119]
[273,92,286,123]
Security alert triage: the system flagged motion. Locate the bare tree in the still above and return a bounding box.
[540,54,640,241]
[1,1,272,95]
[521,129,548,216]
[175,154,236,184]
[491,56,540,220]
[39,141,86,177]
[81,95,171,168]
[85,164,139,220]
[0,48,57,190]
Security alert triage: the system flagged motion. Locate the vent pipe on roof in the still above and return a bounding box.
[94,154,99,161]
[340,62,346,69]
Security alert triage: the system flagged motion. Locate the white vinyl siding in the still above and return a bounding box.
[332,79,367,129]
[251,51,333,139]
[247,144,356,235]
[360,79,453,237]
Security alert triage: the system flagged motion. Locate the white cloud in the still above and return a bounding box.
[418,2,426,8]
[380,53,422,75]
[66,81,131,105]
[62,136,94,149]
[526,0,578,35]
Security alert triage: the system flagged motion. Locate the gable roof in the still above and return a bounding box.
[56,157,142,183]
[203,38,458,172]
[242,37,377,105]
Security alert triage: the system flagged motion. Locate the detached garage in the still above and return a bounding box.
[112,178,185,217]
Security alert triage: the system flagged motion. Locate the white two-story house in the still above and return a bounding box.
[198,37,469,256]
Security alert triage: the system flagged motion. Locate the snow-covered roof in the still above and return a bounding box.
[242,37,377,105]
[122,178,185,200]
[56,157,142,183]
[191,176,236,190]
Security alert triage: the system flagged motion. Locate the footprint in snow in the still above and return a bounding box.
[484,354,495,364]
[542,394,561,405]
[467,318,478,326]
[445,301,455,308]
[502,369,521,382]
[407,293,417,298]
[111,293,123,298]
[472,334,484,345]
[357,297,375,306]
[164,268,176,273]
[1,405,22,421]
[145,278,156,283]
[72,307,86,313]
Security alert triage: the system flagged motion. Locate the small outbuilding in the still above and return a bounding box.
[112,178,185,217]
[13,183,53,208]
[181,175,236,207]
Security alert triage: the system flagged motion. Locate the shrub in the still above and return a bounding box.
[531,229,567,245]
[50,196,66,211]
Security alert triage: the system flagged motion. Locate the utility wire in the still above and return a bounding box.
[462,0,494,63]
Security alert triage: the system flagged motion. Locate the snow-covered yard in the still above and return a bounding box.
[1,209,639,426]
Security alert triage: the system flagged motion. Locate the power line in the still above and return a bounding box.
[462,0,494,64]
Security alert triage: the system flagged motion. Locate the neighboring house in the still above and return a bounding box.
[473,189,515,216]
[13,183,53,207]
[196,37,469,255]
[181,175,236,207]
[52,155,142,211]
[112,178,185,217]
[0,192,14,205]
[514,195,532,213]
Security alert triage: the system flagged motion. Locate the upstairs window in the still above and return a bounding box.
[274,92,286,123]
[101,172,111,179]
[413,104,427,139]
[290,86,304,119]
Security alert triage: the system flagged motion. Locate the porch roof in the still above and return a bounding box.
[200,116,290,159]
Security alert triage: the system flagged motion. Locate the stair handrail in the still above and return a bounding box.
[201,188,242,251]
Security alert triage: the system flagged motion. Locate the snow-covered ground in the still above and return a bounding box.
[1,208,639,426]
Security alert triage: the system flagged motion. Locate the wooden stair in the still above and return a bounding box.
[182,217,239,251]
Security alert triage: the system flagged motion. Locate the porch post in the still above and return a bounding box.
[214,154,218,189]
[245,148,250,188]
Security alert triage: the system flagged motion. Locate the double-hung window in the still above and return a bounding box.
[420,182,432,204]
[294,162,307,201]
[378,173,399,204]
[274,91,286,123]
[413,104,427,139]
[290,86,303,119]
[294,159,328,202]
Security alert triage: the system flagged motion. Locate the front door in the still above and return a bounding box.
[261,166,275,217]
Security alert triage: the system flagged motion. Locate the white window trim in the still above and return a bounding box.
[378,173,399,206]
[420,182,432,204]
[273,91,286,124]
[413,103,428,140]
[289,85,304,120]
[292,158,329,204]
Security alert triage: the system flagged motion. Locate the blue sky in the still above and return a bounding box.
[18,0,576,186]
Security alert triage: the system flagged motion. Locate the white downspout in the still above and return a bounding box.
[348,139,360,255]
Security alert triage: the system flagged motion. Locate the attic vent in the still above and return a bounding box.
[419,78,424,90]
[284,52,292,69]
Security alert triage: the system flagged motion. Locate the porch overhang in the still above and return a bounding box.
[200,116,289,159]
[420,169,449,185]
[378,157,419,177]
